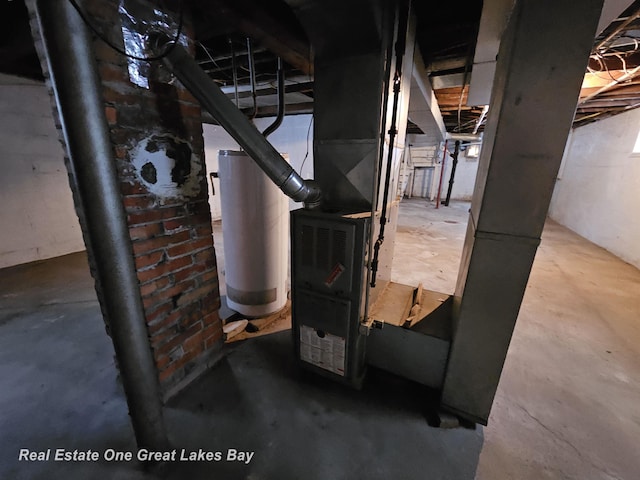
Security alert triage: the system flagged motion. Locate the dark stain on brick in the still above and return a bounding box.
[146,139,159,153]
[141,162,157,184]
[168,141,192,187]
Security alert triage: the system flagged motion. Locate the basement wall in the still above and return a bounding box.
[0,74,84,269]
[404,134,480,201]
[549,108,640,269]
[203,114,315,219]
[440,145,480,201]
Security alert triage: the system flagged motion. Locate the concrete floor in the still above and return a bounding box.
[0,199,639,479]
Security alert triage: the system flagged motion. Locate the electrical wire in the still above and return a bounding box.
[615,53,628,75]
[298,34,314,175]
[588,52,632,83]
[197,42,234,81]
[299,116,314,174]
[67,0,184,62]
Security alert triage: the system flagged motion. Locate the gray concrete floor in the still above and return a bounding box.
[0,198,638,479]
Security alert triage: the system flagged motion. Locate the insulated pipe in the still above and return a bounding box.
[29,0,168,449]
[159,39,321,206]
[446,132,483,142]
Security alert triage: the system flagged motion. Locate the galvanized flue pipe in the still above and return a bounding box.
[159,38,321,206]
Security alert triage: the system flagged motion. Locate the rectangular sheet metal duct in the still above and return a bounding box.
[442,0,604,425]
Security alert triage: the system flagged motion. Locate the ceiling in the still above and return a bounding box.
[2,0,640,134]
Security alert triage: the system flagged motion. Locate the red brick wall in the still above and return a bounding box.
[95,1,223,398]
[33,0,223,399]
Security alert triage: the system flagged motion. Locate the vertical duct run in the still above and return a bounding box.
[286,0,415,303]
[218,151,289,317]
[28,0,168,449]
[296,0,395,211]
[442,0,604,424]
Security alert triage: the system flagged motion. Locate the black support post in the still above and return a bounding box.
[443,140,460,206]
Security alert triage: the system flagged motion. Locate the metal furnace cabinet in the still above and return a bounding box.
[291,209,370,388]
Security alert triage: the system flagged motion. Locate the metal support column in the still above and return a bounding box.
[29,0,169,449]
[441,0,604,424]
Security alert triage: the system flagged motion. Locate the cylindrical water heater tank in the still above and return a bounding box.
[218,150,289,317]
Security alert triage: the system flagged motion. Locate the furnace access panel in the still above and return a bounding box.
[291,209,369,388]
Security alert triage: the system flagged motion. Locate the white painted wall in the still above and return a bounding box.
[405,134,480,201]
[0,74,84,269]
[202,114,314,219]
[441,144,480,201]
[549,108,640,269]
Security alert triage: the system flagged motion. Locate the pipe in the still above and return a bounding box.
[197,45,268,67]
[229,38,239,107]
[29,0,168,450]
[159,38,321,206]
[446,132,483,142]
[365,0,396,311]
[263,57,285,138]
[435,139,448,209]
[371,2,409,288]
[246,37,258,119]
[443,140,460,206]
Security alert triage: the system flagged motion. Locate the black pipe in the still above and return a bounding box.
[371,4,409,288]
[443,140,460,206]
[366,0,396,302]
[28,0,168,450]
[263,57,285,138]
[159,38,321,206]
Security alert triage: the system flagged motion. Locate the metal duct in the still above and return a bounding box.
[442,0,604,425]
[158,38,321,207]
[286,0,398,211]
[446,132,483,142]
[28,0,168,450]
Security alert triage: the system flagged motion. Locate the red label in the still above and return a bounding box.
[324,263,346,287]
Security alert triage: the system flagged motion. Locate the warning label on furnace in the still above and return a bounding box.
[299,325,345,376]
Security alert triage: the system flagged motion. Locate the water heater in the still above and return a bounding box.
[218,150,289,317]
